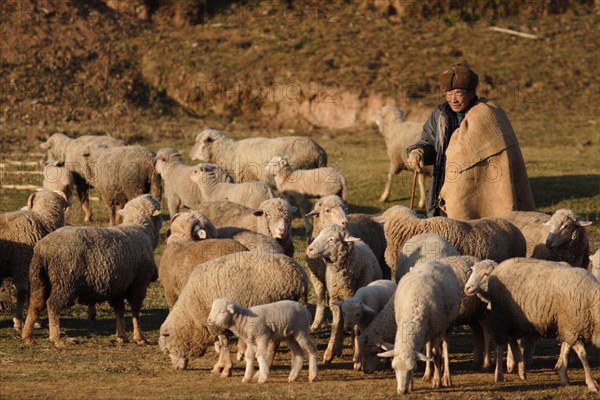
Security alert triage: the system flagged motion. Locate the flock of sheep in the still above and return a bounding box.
[1,105,598,395]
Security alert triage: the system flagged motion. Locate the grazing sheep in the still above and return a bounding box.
[306,224,382,364]
[332,280,396,371]
[22,194,163,347]
[502,209,592,268]
[357,295,396,374]
[154,147,232,217]
[195,198,296,257]
[375,105,432,206]
[207,298,318,383]
[374,205,526,271]
[40,132,125,222]
[395,233,461,282]
[160,212,248,308]
[464,258,600,392]
[305,195,388,331]
[158,251,308,375]
[0,190,68,330]
[41,161,75,202]
[264,156,348,231]
[378,260,462,395]
[82,145,162,225]
[189,164,275,209]
[590,249,600,282]
[188,128,327,182]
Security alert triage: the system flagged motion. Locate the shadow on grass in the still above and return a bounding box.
[530,174,600,209]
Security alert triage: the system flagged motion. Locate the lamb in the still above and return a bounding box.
[305,195,388,330]
[22,194,163,347]
[40,132,125,222]
[154,147,232,217]
[0,190,69,330]
[332,280,396,371]
[264,156,348,231]
[160,212,248,308]
[502,209,592,268]
[40,161,75,202]
[207,298,318,383]
[464,258,600,392]
[375,105,432,206]
[194,198,296,257]
[82,145,162,225]
[158,251,308,376]
[306,224,382,364]
[374,205,526,271]
[377,260,462,394]
[189,164,275,210]
[188,128,327,182]
[395,232,461,282]
[591,249,600,281]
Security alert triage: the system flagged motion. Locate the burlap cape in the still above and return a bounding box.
[438,99,535,220]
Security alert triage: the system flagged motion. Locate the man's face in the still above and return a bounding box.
[445,89,475,112]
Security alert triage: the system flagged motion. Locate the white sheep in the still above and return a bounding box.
[305,195,388,331]
[189,164,275,209]
[40,160,75,202]
[377,260,462,395]
[395,232,461,282]
[195,198,296,257]
[375,105,431,206]
[374,205,526,271]
[332,280,396,371]
[590,249,600,281]
[207,298,318,383]
[502,208,592,268]
[464,258,600,392]
[154,147,233,217]
[188,128,327,182]
[0,190,69,330]
[22,194,163,347]
[264,156,348,232]
[306,224,382,364]
[40,132,125,222]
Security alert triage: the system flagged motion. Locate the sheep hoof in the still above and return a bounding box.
[136,338,148,346]
[211,365,223,375]
[116,336,129,344]
[12,318,23,331]
[53,339,67,348]
[379,195,388,202]
[23,337,35,346]
[33,321,43,330]
[442,376,452,387]
[220,370,231,378]
[241,377,251,384]
[257,377,267,384]
[353,362,362,372]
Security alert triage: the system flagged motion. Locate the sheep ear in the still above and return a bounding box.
[344,235,361,243]
[153,210,162,217]
[117,209,126,217]
[361,304,376,315]
[40,142,50,150]
[226,303,238,314]
[542,221,551,226]
[252,210,264,217]
[377,350,395,358]
[26,193,36,210]
[332,300,344,308]
[416,352,434,363]
[577,221,592,227]
[306,209,319,217]
[372,215,385,224]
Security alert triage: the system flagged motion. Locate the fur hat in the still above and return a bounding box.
[439,64,479,92]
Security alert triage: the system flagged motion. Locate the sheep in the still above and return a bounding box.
[40,132,125,222]
[264,156,348,231]
[305,195,388,331]
[207,298,318,383]
[158,251,308,375]
[374,205,526,271]
[375,105,432,206]
[591,249,600,281]
[82,145,162,225]
[464,258,600,392]
[195,198,296,257]
[188,128,327,182]
[306,224,382,364]
[395,232,461,282]
[357,294,396,374]
[217,227,285,256]
[502,208,592,268]
[332,280,396,371]
[189,164,275,210]
[0,190,69,330]
[159,212,248,308]
[377,260,462,395]
[154,147,232,217]
[22,194,163,347]
[40,161,75,202]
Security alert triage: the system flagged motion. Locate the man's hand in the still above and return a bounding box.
[407,149,424,173]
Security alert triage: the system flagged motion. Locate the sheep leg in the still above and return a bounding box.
[76,183,93,222]
[167,197,180,220]
[87,304,97,321]
[267,339,279,367]
[46,301,65,348]
[285,338,304,382]
[494,343,505,383]
[508,337,526,380]
[110,298,128,344]
[522,336,535,369]
[306,264,327,331]
[379,164,400,202]
[212,334,233,377]
[555,342,571,386]
[296,330,318,382]
[416,172,426,209]
[22,286,45,345]
[352,326,362,371]
[12,284,27,331]
[323,303,344,364]
[422,341,433,382]
[441,337,452,387]
[242,342,256,383]
[470,321,484,370]
[572,341,599,392]
[296,197,313,234]
[256,339,270,384]
[237,339,247,361]
[431,338,442,389]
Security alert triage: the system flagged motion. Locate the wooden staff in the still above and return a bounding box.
[409,169,418,209]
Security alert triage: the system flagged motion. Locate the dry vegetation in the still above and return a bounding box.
[0,1,598,399]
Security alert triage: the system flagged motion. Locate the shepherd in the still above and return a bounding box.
[407,63,535,220]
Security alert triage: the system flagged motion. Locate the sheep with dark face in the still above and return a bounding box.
[22,194,162,347]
